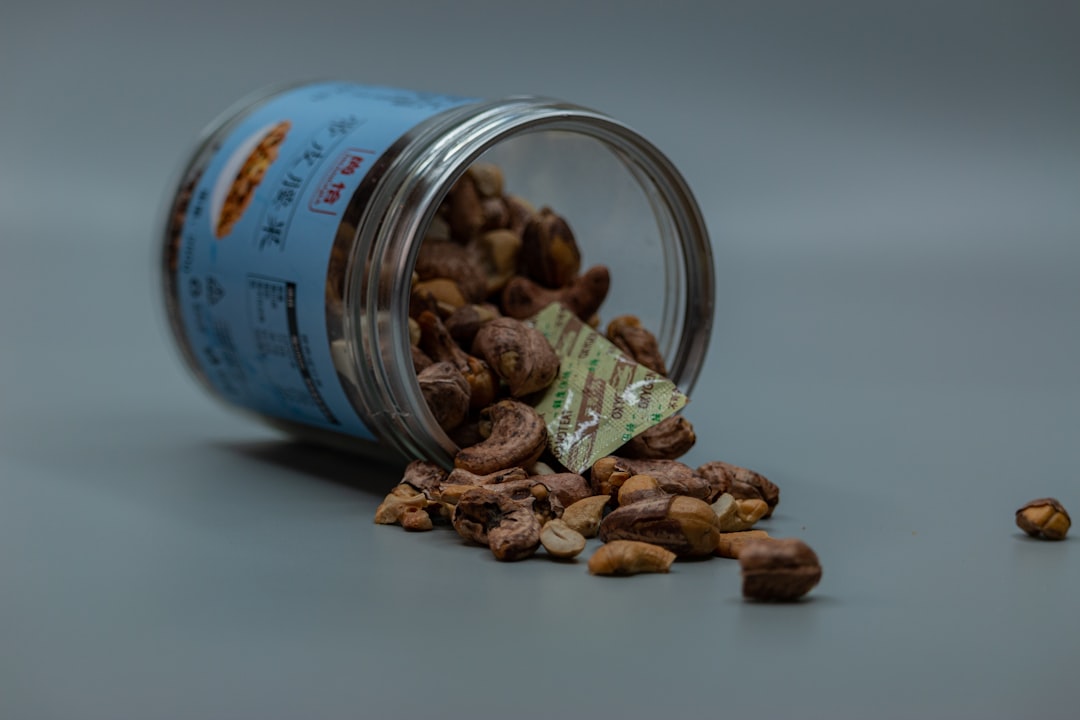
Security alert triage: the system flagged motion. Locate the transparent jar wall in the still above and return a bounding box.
[458,130,689,388]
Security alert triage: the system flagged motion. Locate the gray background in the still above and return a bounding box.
[2,1,1078,718]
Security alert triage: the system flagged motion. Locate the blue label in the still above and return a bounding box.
[177,82,474,438]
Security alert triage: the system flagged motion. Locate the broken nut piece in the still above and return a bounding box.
[1016,498,1071,540]
[561,495,611,538]
[714,530,771,558]
[712,493,769,532]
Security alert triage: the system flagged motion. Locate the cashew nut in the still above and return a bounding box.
[619,415,696,460]
[588,540,676,576]
[500,264,610,321]
[472,317,560,398]
[454,399,548,475]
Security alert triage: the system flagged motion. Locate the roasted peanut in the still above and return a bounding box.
[540,519,586,559]
[588,540,676,576]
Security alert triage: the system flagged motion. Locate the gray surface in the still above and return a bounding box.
[2,2,1079,718]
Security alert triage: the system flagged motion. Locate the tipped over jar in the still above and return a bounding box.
[161,81,714,468]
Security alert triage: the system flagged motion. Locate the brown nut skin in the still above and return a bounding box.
[617,474,665,506]
[445,303,500,348]
[588,540,676,576]
[540,519,587,559]
[468,163,504,198]
[400,460,448,497]
[452,487,541,561]
[591,456,710,501]
[1016,498,1071,540]
[619,416,696,460]
[414,240,487,302]
[411,345,434,374]
[697,461,780,517]
[518,207,582,288]
[447,171,484,242]
[739,538,822,601]
[606,315,667,375]
[445,466,529,487]
[599,495,721,557]
[454,400,548,475]
[500,265,611,322]
[472,317,560,398]
[417,311,498,411]
[417,362,471,432]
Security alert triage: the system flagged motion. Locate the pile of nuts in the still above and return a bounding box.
[375,162,823,602]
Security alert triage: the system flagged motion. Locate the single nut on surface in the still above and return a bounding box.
[599,495,721,557]
[1016,498,1071,540]
[606,315,667,375]
[739,538,822,601]
[540,519,587,559]
[400,505,434,531]
[619,415,696,460]
[454,399,548,475]
[712,493,769,532]
[714,530,771,558]
[588,540,676,576]
[518,207,582,288]
[417,362,471,431]
[500,265,610,321]
[617,474,665,506]
[451,487,541,561]
[472,317,560,397]
[561,495,611,538]
[697,461,780,516]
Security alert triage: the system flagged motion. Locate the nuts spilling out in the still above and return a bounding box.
[372,161,813,598]
[1016,498,1071,541]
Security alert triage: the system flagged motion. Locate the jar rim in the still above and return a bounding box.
[345,97,715,468]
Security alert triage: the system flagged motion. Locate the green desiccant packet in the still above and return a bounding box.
[528,303,688,474]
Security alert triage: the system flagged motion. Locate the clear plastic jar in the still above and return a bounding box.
[161,81,714,468]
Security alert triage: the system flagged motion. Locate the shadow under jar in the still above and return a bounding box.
[162,81,714,469]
